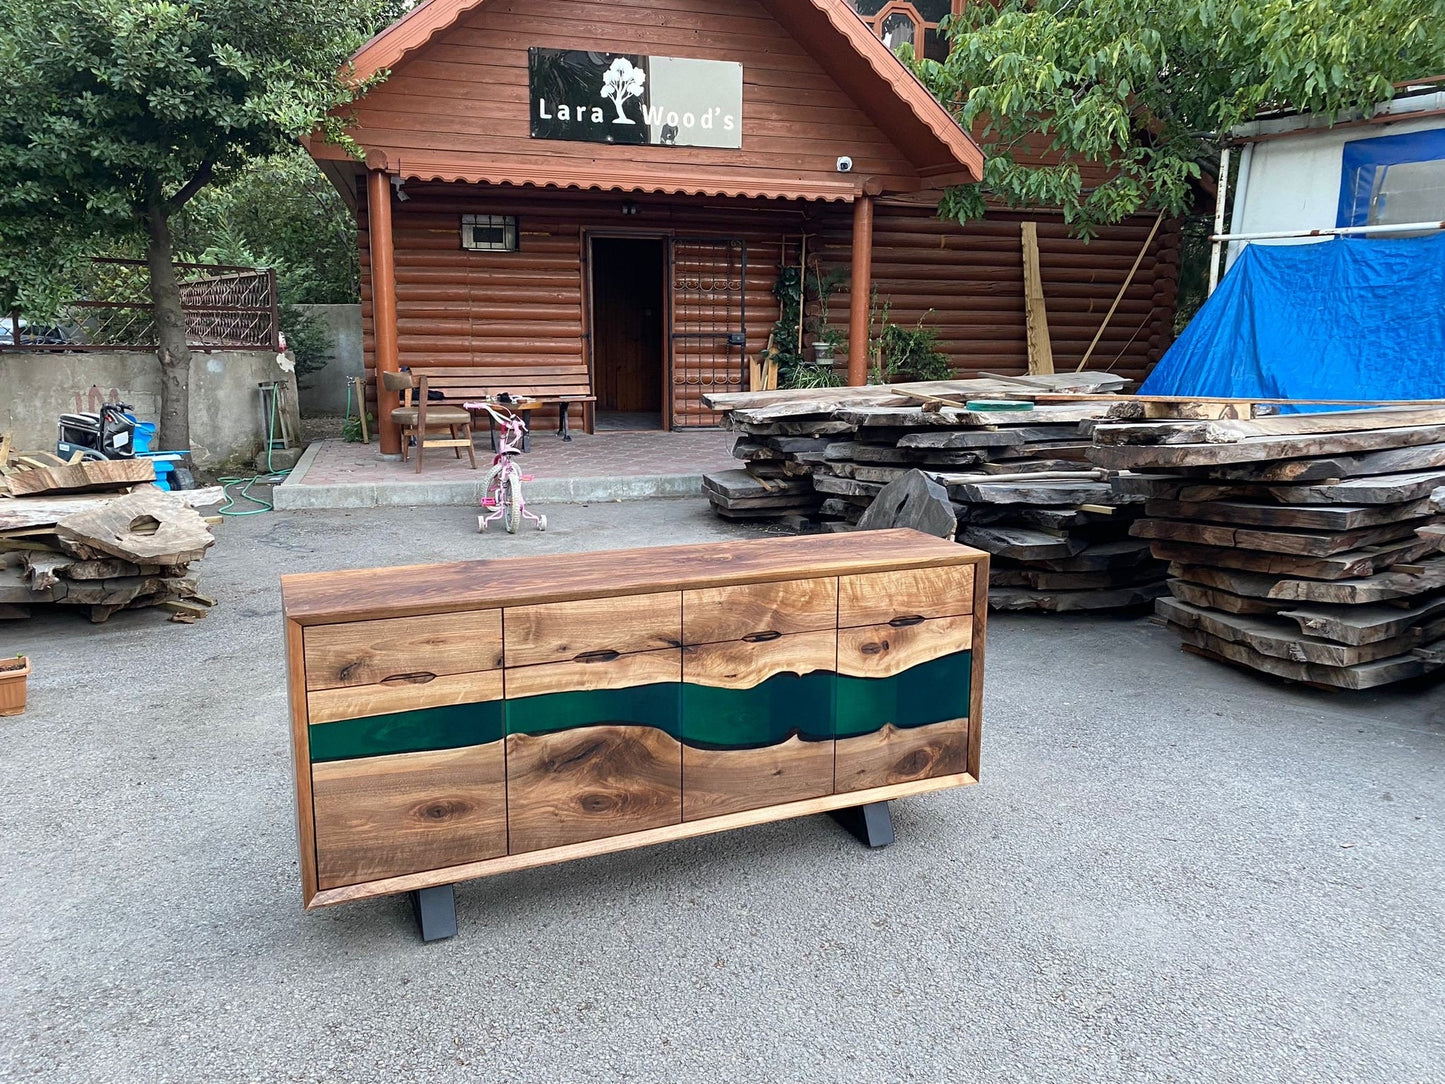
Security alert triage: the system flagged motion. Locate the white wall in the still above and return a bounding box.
[1226,107,1445,268]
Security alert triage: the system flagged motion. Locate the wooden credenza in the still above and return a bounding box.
[282,529,987,932]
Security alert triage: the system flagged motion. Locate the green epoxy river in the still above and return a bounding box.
[309,700,505,762]
[309,652,971,761]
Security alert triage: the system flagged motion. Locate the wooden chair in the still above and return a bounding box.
[380,370,477,473]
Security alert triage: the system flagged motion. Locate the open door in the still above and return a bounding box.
[670,238,747,428]
[590,236,667,431]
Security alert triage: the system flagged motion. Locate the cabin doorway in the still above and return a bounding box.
[589,236,667,431]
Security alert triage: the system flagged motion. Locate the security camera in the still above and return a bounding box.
[836,156,854,173]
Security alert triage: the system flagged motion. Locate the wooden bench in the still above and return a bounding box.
[281,529,988,940]
[406,366,596,442]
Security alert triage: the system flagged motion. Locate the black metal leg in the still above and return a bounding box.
[559,402,572,441]
[521,409,532,452]
[411,884,458,942]
[829,801,895,848]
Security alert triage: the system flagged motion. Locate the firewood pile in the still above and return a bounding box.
[0,447,221,624]
[701,374,1175,612]
[1090,405,1445,689]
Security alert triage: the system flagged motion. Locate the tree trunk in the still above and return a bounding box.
[145,199,191,453]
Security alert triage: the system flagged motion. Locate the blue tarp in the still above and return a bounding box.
[1139,234,1445,410]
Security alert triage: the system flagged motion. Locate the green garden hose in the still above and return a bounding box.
[217,384,290,516]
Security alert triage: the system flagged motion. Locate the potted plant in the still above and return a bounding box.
[0,654,30,716]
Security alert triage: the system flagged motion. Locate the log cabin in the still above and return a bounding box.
[306,0,1180,453]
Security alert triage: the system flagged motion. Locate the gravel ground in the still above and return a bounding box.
[1,499,1442,1083]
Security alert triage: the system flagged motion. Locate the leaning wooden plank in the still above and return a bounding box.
[1143,497,1436,531]
[54,490,215,564]
[1169,624,1432,689]
[1157,598,1423,667]
[1089,423,1445,469]
[991,581,1167,612]
[1278,594,1445,646]
[4,458,156,497]
[1145,537,1432,580]
[1131,517,1427,558]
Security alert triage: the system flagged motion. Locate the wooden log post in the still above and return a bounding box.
[1020,222,1054,375]
[847,193,875,387]
[367,168,403,455]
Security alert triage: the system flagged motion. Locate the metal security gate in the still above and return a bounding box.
[669,238,746,428]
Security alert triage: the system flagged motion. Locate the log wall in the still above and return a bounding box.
[359,182,1179,425]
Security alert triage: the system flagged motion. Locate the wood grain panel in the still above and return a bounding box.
[312,743,507,889]
[838,565,975,628]
[303,610,502,689]
[503,593,681,667]
[506,725,682,853]
[307,669,504,725]
[505,647,681,699]
[835,719,968,793]
[836,616,973,679]
[682,577,838,645]
[681,630,835,690]
[683,735,833,821]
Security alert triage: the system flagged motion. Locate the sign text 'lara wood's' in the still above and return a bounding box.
[529,48,743,149]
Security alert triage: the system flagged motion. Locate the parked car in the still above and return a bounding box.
[0,317,75,345]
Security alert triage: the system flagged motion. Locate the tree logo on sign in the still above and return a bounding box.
[601,57,645,124]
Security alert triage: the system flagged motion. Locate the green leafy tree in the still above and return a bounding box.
[0,0,397,450]
[918,0,1445,235]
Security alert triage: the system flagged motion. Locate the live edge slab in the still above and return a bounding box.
[281,529,988,930]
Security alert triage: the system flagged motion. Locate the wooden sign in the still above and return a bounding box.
[529,47,742,148]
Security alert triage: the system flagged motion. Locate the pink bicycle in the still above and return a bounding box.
[467,401,547,534]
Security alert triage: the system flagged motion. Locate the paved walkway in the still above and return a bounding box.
[275,429,738,508]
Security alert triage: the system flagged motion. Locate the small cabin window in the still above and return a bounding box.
[461,214,519,252]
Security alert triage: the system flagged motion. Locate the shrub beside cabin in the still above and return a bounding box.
[306,0,1179,453]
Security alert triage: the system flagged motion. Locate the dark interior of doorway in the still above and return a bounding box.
[591,237,666,431]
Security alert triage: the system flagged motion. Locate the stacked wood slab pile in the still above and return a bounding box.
[0,453,220,624]
[1090,405,1445,689]
[703,373,1181,612]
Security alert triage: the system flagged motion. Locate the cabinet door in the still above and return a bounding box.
[505,648,682,854]
[312,744,506,889]
[834,615,973,792]
[680,630,836,820]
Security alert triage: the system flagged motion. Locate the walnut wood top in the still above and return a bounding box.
[281,530,985,626]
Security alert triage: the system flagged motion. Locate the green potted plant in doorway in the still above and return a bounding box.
[0,653,30,716]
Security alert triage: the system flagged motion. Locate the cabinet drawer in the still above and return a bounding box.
[303,611,502,690]
[682,577,838,645]
[312,744,507,889]
[836,615,973,679]
[503,593,680,668]
[837,565,974,628]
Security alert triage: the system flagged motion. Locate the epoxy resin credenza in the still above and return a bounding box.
[281,529,987,935]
